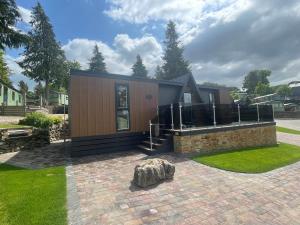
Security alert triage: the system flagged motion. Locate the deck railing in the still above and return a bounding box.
[157,103,274,130]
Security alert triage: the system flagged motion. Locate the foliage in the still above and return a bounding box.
[0,164,66,225]
[275,85,292,98]
[19,112,62,128]
[0,0,28,49]
[131,55,147,77]
[243,70,271,94]
[230,90,241,100]
[89,45,106,73]
[276,126,300,135]
[34,82,44,96]
[254,82,272,96]
[154,65,164,79]
[160,21,191,80]
[18,2,66,106]
[18,80,28,94]
[0,50,11,84]
[193,143,300,173]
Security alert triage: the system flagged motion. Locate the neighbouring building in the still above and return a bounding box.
[0,80,24,106]
[49,91,69,106]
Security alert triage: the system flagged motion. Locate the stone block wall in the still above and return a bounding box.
[173,123,277,154]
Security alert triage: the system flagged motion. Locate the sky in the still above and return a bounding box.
[5,0,300,90]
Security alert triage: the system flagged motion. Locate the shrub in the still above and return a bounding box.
[19,112,62,128]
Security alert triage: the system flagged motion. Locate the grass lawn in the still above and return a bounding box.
[276,126,300,135]
[0,123,30,129]
[193,143,300,173]
[0,164,66,225]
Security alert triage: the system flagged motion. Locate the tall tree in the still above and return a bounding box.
[0,0,28,49]
[0,50,11,84]
[243,70,271,94]
[34,82,44,107]
[254,82,272,96]
[18,80,28,105]
[154,65,164,79]
[89,45,106,73]
[161,21,191,80]
[18,80,28,94]
[132,55,147,77]
[18,2,66,106]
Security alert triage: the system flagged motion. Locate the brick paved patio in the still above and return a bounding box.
[68,151,300,225]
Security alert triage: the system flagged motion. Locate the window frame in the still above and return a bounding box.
[115,83,130,131]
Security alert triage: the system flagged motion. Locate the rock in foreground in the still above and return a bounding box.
[133,159,175,188]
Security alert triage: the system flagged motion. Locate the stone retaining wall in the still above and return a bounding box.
[173,123,277,154]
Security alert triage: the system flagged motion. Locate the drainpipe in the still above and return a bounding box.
[149,120,153,150]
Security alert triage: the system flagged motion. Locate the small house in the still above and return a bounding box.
[0,80,23,106]
[69,70,233,156]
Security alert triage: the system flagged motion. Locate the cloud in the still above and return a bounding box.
[4,54,36,90]
[105,0,300,86]
[18,6,32,24]
[62,34,162,76]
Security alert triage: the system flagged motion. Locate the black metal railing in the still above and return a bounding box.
[158,103,274,130]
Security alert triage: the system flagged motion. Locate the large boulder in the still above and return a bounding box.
[133,158,175,188]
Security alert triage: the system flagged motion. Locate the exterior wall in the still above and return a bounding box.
[158,85,181,105]
[49,92,69,106]
[0,84,23,106]
[70,75,158,138]
[173,123,277,154]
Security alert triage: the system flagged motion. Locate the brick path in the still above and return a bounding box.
[277,132,300,146]
[276,119,300,131]
[68,151,300,225]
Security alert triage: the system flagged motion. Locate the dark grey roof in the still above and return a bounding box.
[170,74,190,84]
[70,69,183,86]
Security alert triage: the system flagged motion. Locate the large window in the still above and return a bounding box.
[184,92,192,104]
[116,84,130,131]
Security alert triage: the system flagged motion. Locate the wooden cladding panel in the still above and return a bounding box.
[70,75,158,137]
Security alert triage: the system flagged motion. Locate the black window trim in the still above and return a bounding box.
[115,83,130,132]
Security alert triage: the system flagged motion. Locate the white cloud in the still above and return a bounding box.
[62,34,162,76]
[18,6,32,24]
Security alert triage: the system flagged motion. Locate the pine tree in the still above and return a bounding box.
[0,50,11,84]
[161,21,191,80]
[154,65,164,80]
[89,45,107,73]
[18,80,28,94]
[0,0,28,49]
[18,2,66,106]
[132,55,147,78]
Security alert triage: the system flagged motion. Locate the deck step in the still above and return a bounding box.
[142,141,162,147]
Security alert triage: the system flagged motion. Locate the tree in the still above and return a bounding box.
[154,65,164,79]
[243,70,271,94]
[276,85,292,99]
[89,45,106,73]
[161,21,191,80]
[18,2,66,106]
[0,0,28,49]
[131,55,147,77]
[18,80,28,105]
[18,80,28,94]
[34,82,44,106]
[53,60,81,91]
[254,82,272,96]
[0,50,11,84]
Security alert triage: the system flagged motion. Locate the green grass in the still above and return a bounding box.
[0,164,66,225]
[0,123,30,129]
[276,126,300,135]
[193,143,300,173]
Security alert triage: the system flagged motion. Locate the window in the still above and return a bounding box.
[184,92,192,104]
[12,91,15,101]
[116,84,130,131]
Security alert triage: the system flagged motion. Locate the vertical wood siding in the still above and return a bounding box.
[70,75,158,137]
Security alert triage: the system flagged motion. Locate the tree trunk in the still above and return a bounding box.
[45,79,49,107]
